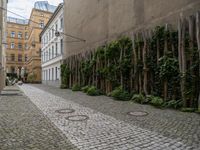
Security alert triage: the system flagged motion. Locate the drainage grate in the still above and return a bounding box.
[65,115,89,122]
[127,111,148,117]
[55,109,75,114]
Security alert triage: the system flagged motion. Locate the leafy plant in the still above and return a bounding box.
[132,94,148,104]
[159,56,179,81]
[87,86,100,96]
[81,85,90,93]
[181,108,196,112]
[163,100,183,109]
[60,64,70,88]
[72,84,81,91]
[110,86,131,101]
[149,96,164,107]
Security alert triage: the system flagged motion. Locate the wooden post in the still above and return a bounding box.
[196,11,200,110]
[142,31,148,95]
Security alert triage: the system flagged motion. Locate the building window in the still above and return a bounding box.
[11,43,15,49]
[55,22,58,31]
[52,26,54,38]
[18,43,22,50]
[55,43,58,56]
[49,31,51,40]
[11,54,15,61]
[49,48,51,60]
[49,69,51,80]
[25,54,28,62]
[39,20,44,28]
[25,43,28,50]
[60,17,63,29]
[52,68,54,80]
[18,54,22,62]
[11,66,15,73]
[25,32,28,39]
[18,32,22,39]
[55,67,58,80]
[45,51,47,61]
[47,34,48,43]
[52,46,54,58]
[60,39,63,54]
[11,31,15,38]
[39,49,41,57]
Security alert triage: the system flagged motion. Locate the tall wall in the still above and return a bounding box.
[63,0,200,58]
[0,0,7,92]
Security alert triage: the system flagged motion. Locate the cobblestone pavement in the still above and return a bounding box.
[31,84,200,149]
[0,86,77,150]
[19,84,199,150]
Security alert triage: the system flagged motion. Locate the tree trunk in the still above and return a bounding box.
[133,36,138,92]
[164,24,168,101]
[156,39,160,65]
[120,45,123,88]
[189,15,195,107]
[196,11,200,110]
[142,32,148,95]
[178,17,187,107]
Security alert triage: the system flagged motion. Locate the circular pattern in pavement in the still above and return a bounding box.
[65,115,89,121]
[55,108,75,114]
[127,111,148,117]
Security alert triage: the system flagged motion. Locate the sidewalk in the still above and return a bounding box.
[19,84,200,150]
[0,86,77,150]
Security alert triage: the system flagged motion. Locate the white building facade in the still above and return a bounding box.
[40,4,64,87]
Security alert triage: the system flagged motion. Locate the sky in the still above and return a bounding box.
[7,0,63,19]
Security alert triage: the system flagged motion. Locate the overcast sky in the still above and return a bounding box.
[8,0,63,19]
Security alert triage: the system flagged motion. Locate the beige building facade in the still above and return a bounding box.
[5,1,56,83]
[63,0,200,58]
[6,17,28,78]
[0,0,8,93]
[25,7,55,83]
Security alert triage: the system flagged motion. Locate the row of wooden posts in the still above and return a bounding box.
[62,11,200,109]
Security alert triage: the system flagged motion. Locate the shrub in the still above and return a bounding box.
[196,110,200,114]
[87,86,100,96]
[181,108,196,112]
[163,100,183,109]
[81,86,90,93]
[27,72,36,83]
[60,84,68,89]
[110,86,131,101]
[132,94,148,104]
[149,96,164,107]
[72,84,81,91]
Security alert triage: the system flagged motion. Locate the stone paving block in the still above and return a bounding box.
[19,84,199,150]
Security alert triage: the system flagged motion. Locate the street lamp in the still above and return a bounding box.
[55,31,60,37]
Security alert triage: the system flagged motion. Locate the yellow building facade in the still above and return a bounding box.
[6,1,56,83]
[25,8,54,83]
[6,18,27,77]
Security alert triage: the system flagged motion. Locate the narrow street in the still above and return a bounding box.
[1,84,199,149]
[0,86,77,150]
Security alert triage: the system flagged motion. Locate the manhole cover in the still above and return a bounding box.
[55,109,75,114]
[65,115,89,121]
[127,111,148,117]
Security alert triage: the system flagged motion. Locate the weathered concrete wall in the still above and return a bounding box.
[63,0,200,58]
